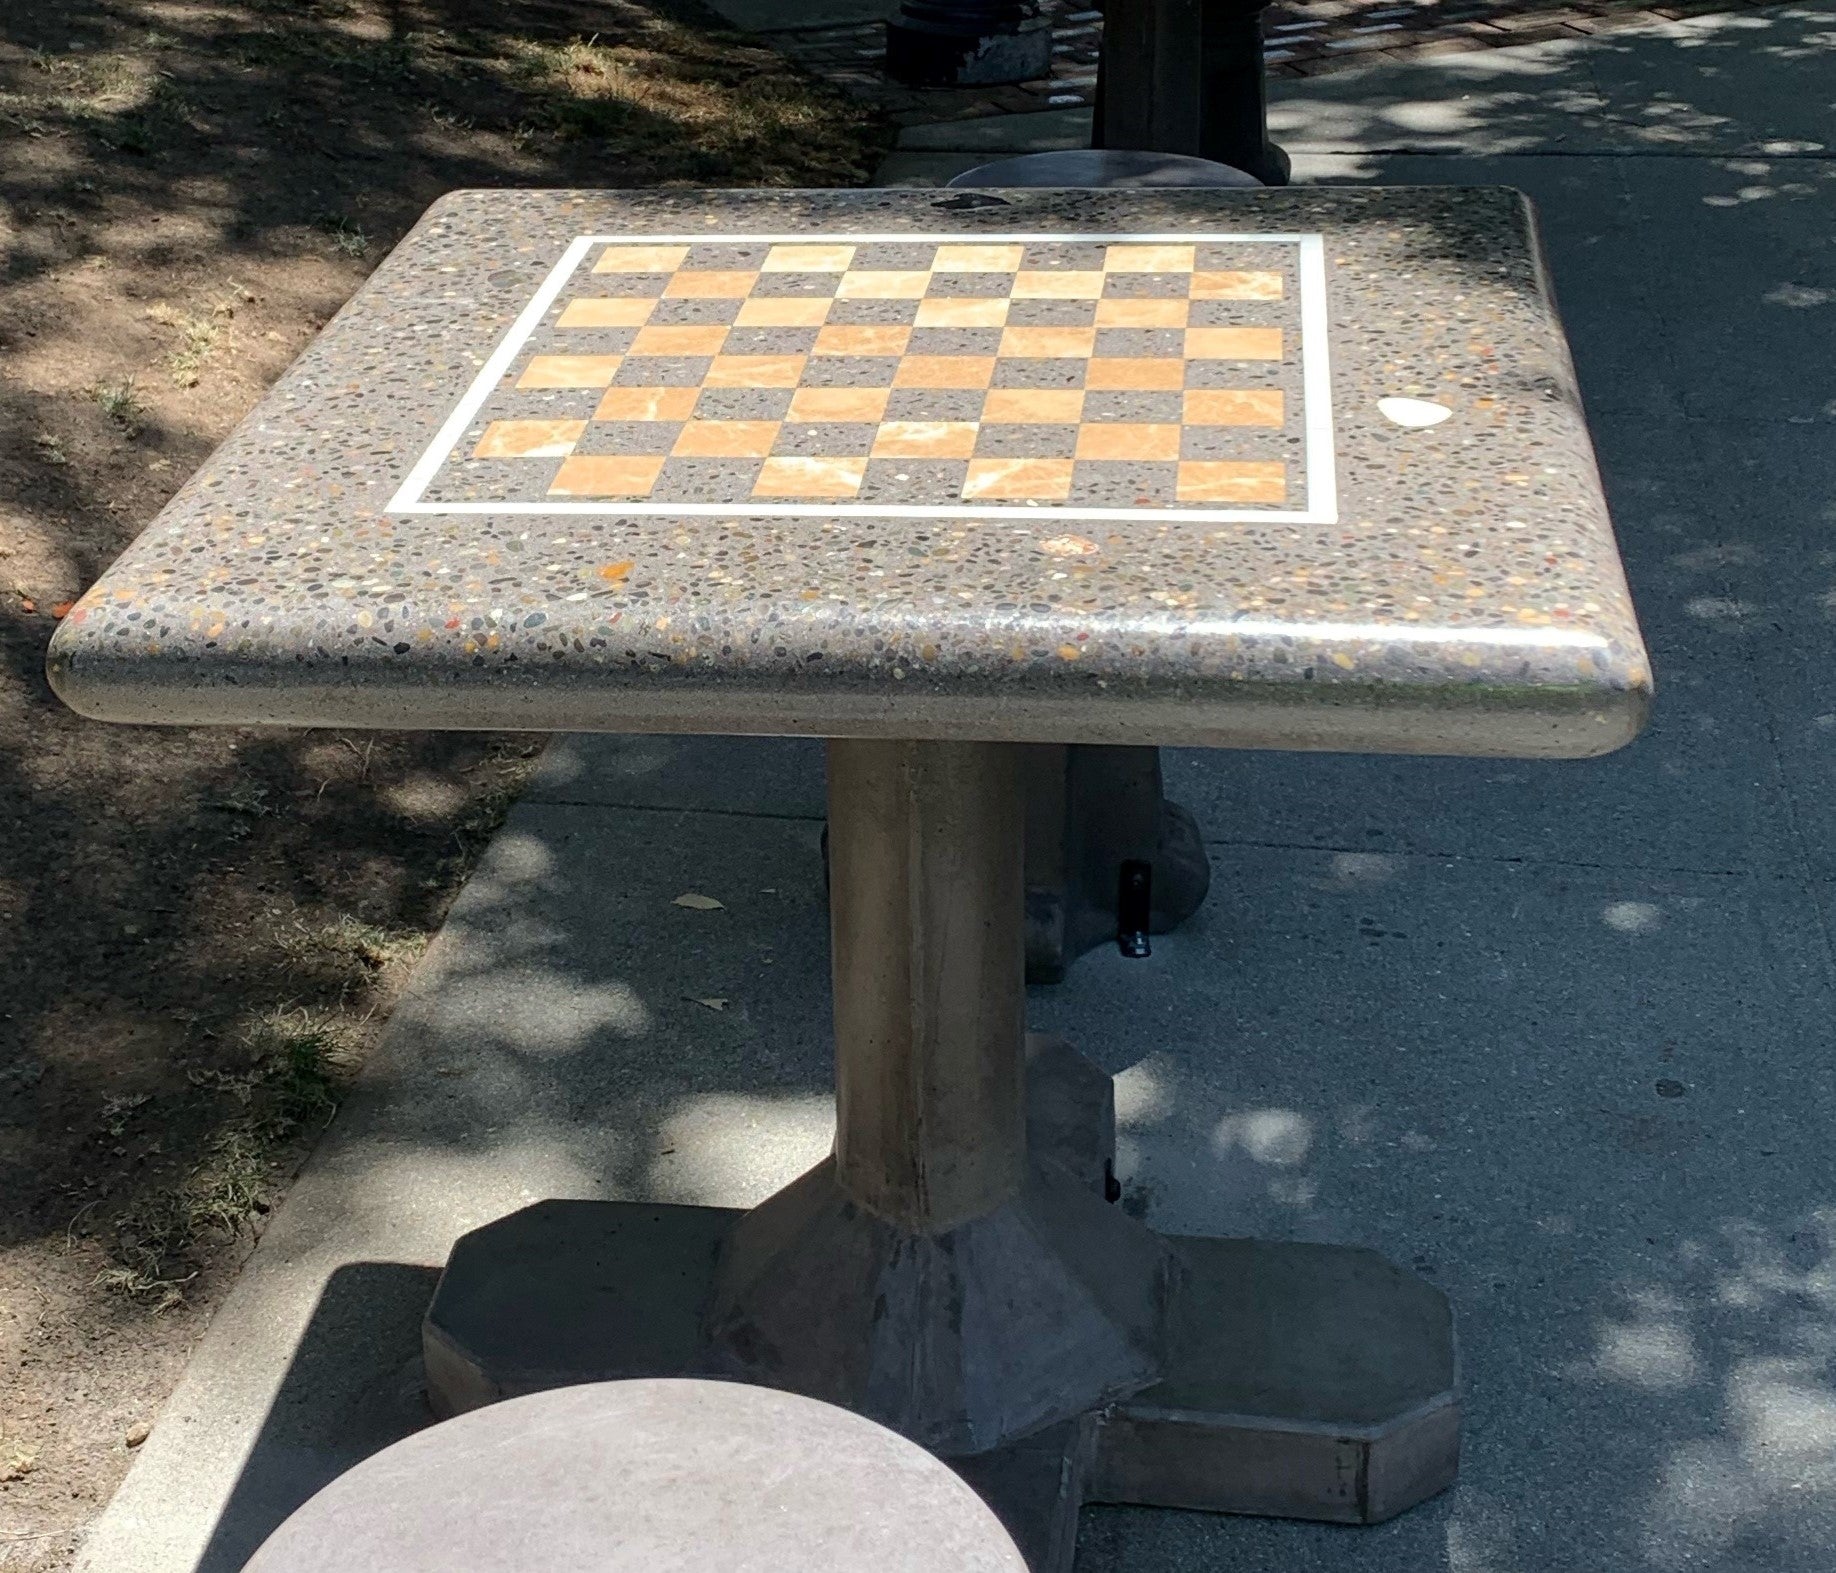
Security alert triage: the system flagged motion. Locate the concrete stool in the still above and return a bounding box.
[944,148,1262,189]
[241,1379,1030,1572]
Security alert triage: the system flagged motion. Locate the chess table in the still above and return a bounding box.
[49,186,1650,1570]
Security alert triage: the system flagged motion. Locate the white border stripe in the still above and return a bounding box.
[1295,233,1337,526]
[387,234,597,514]
[381,498,1334,523]
[389,230,1337,525]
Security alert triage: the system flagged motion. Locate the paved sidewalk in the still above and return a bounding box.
[74,8,1836,1572]
[760,0,1774,127]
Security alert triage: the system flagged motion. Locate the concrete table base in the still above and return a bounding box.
[426,1058,1457,1570]
[426,740,1455,1569]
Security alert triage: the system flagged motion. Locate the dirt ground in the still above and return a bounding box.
[0,1,883,1561]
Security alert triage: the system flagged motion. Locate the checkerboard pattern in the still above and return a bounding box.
[426,237,1310,514]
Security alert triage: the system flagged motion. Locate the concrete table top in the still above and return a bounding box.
[47,187,1648,756]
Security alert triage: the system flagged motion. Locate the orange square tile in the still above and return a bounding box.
[1189,270,1284,300]
[629,324,730,357]
[982,388,1084,424]
[999,326,1097,360]
[593,244,690,274]
[1094,298,1189,328]
[549,455,665,496]
[915,297,1010,328]
[931,243,1026,272]
[1084,357,1185,391]
[735,296,832,328]
[753,457,868,497]
[473,419,585,459]
[1011,270,1105,300]
[1183,389,1285,427]
[1104,244,1196,273]
[703,354,808,388]
[762,243,856,272]
[871,421,980,459]
[836,270,932,300]
[671,420,781,458]
[814,324,913,357]
[893,355,996,389]
[787,387,891,423]
[557,297,656,329]
[963,458,1074,502]
[1075,423,1181,462]
[1185,326,1283,361]
[664,270,761,299]
[1176,460,1287,504]
[517,354,623,390]
[594,385,701,421]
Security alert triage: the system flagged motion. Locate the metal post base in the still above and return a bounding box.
[886,0,1054,87]
[1094,0,1291,187]
[1024,744,1212,984]
[424,1042,1458,1570]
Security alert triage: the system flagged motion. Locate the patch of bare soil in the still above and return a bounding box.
[0,0,885,1561]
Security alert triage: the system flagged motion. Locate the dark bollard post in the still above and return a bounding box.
[885,0,1054,87]
[1094,0,1290,186]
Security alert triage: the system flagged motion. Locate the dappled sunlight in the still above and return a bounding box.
[1329,849,1403,885]
[1213,1106,1314,1167]
[378,771,472,823]
[1588,1290,1702,1390]
[1501,1210,1836,1566]
[648,1089,833,1207]
[1269,34,1605,154]
[1766,283,1834,309]
[1443,1487,1522,1572]
[1113,1054,1176,1127]
[1682,595,1757,622]
[410,959,654,1057]
[1277,3,1835,179]
[1208,1108,1319,1207]
[1603,898,1663,933]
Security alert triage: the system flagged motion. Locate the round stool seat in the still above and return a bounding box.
[242,1379,1029,1572]
[946,149,1262,189]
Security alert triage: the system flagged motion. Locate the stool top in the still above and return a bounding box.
[947,150,1264,188]
[241,1379,1028,1572]
[49,186,1648,757]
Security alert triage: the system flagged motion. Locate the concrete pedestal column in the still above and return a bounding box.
[704,741,1173,1455]
[828,740,1027,1231]
[1094,0,1291,186]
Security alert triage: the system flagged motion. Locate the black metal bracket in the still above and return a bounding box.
[1024,745,1211,984]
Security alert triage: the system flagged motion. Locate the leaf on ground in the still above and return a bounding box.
[18,597,36,614]
[672,892,724,910]
[597,560,634,583]
[688,996,728,1011]
[51,601,75,619]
